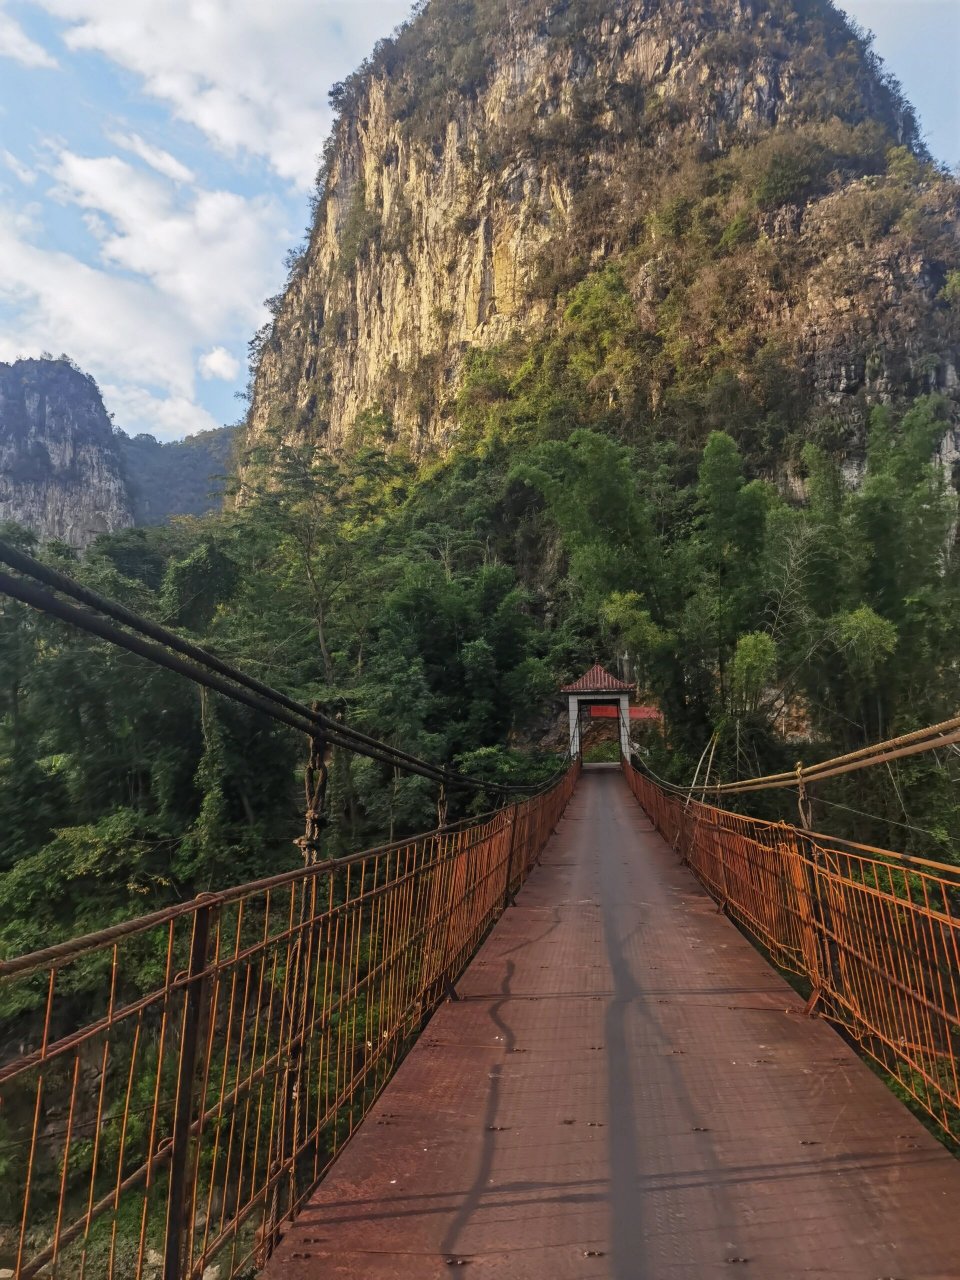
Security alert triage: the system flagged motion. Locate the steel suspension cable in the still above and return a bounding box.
[0,545,554,795]
[0,570,458,782]
[620,701,960,801]
[0,539,495,787]
[710,720,960,795]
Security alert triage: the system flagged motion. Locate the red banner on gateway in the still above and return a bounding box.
[589,704,662,721]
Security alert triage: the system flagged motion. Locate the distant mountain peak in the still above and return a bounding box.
[240,0,956,483]
[0,357,238,545]
[0,357,132,547]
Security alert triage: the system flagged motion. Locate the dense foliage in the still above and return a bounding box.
[0,433,568,962]
[117,425,239,525]
[447,271,960,854]
[3,321,959,975]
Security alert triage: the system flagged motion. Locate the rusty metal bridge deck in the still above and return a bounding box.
[265,765,960,1279]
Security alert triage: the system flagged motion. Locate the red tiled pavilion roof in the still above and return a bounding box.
[560,663,633,694]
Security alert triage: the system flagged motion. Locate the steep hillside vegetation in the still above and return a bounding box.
[119,425,239,525]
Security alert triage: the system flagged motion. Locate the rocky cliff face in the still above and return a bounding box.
[242,0,960,479]
[0,359,133,547]
[0,361,239,546]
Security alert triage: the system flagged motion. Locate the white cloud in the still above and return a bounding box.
[0,1,419,440]
[51,148,287,332]
[2,149,36,184]
[34,0,411,187]
[198,345,239,380]
[0,205,196,391]
[0,4,57,67]
[109,131,194,184]
[0,141,288,438]
[101,383,221,439]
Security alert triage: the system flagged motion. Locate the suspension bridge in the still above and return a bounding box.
[1,542,959,1279]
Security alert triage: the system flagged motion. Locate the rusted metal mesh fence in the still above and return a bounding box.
[0,762,579,1280]
[622,759,960,1144]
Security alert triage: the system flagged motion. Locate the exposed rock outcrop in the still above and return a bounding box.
[0,360,240,546]
[242,0,960,479]
[0,359,132,547]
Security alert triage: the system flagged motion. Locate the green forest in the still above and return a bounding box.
[117,425,240,525]
[3,256,959,972]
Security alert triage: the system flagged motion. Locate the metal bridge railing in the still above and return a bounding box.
[622,758,960,1145]
[0,762,579,1280]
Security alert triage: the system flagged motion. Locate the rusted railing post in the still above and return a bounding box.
[789,835,841,1018]
[805,844,844,1018]
[715,821,731,912]
[433,826,462,1005]
[783,832,822,1007]
[502,802,521,912]
[279,721,331,1241]
[163,899,213,1280]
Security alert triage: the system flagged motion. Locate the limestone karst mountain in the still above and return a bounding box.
[0,358,237,546]
[0,358,133,547]
[241,0,960,483]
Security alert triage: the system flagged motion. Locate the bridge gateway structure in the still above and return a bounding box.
[562,663,633,759]
[1,551,959,1279]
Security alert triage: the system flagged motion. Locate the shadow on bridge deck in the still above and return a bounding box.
[264,765,960,1279]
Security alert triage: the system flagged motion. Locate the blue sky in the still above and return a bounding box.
[0,1,956,441]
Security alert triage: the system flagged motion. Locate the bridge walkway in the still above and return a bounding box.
[265,765,960,1279]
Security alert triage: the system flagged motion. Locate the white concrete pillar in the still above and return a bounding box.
[568,695,581,757]
[619,694,630,758]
